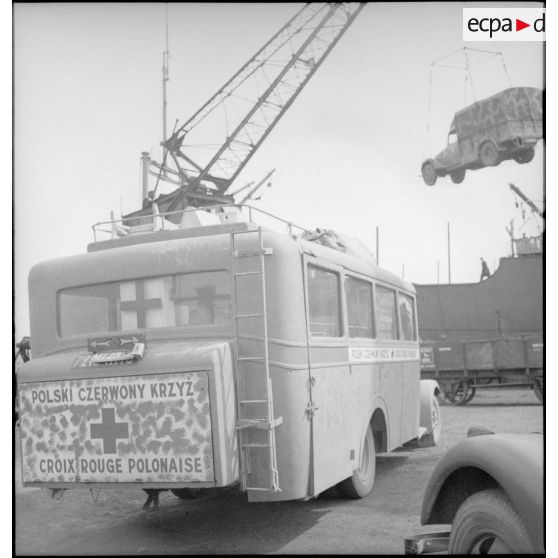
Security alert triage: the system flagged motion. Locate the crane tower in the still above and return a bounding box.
[126,3,364,221]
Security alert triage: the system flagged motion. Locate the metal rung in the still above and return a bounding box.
[245,487,277,492]
[234,248,273,258]
[234,271,263,276]
[239,399,267,404]
[241,443,270,448]
[238,356,265,361]
[237,417,284,430]
[236,313,264,318]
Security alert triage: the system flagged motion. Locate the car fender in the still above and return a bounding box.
[421,432,543,553]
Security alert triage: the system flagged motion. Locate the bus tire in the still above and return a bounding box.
[419,381,442,447]
[171,488,203,499]
[338,423,376,499]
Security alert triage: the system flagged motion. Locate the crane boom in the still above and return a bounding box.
[129,3,364,218]
[509,183,543,217]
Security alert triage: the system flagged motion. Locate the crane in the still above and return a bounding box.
[509,182,543,218]
[125,3,365,221]
[506,182,543,256]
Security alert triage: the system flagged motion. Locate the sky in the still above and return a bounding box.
[13,2,545,340]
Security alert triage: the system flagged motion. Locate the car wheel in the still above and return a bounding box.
[449,488,534,554]
[450,169,466,184]
[479,141,500,167]
[513,148,535,164]
[338,423,376,499]
[421,160,437,186]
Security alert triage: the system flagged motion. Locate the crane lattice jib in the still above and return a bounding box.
[161,3,364,208]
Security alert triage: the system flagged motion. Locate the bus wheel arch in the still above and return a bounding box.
[370,406,388,453]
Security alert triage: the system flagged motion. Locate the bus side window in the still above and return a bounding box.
[375,285,398,340]
[307,265,342,337]
[346,276,374,338]
[398,293,416,341]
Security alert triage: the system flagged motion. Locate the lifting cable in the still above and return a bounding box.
[423,47,512,158]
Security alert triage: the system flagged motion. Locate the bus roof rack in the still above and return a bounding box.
[91,203,313,242]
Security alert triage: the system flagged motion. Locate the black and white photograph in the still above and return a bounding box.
[13,2,546,554]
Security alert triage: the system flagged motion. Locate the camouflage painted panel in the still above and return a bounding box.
[455,87,542,138]
[19,372,214,483]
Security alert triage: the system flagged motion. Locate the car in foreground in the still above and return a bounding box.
[405,427,543,554]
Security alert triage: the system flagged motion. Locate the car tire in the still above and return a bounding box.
[338,423,376,499]
[421,160,437,186]
[479,141,500,167]
[449,488,534,554]
[450,169,466,184]
[513,148,535,164]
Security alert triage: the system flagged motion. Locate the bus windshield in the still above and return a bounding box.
[58,271,232,337]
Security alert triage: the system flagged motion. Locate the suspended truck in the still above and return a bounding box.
[17,3,441,506]
[421,87,543,186]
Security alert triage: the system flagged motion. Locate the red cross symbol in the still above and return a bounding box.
[120,280,162,328]
[90,408,129,454]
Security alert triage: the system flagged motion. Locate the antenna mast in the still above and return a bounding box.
[162,4,170,174]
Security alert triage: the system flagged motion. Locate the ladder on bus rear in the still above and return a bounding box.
[231,227,282,494]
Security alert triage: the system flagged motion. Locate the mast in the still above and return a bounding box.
[162,4,170,176]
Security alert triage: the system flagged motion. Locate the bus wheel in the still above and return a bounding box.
[533,378,543,403]
[171,488,203,499]
[419,386,442,447]
[338,423,376,499]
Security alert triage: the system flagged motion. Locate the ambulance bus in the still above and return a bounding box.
[17,205,441,503]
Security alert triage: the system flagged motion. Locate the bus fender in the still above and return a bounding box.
[418,380,442,447]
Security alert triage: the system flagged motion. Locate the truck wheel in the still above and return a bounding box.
[479,141,500,167]
[421,160,437,186]
[513,148,535,164]
[338,423,376,499]
[449,489,534,554]
[450,169,466,184]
